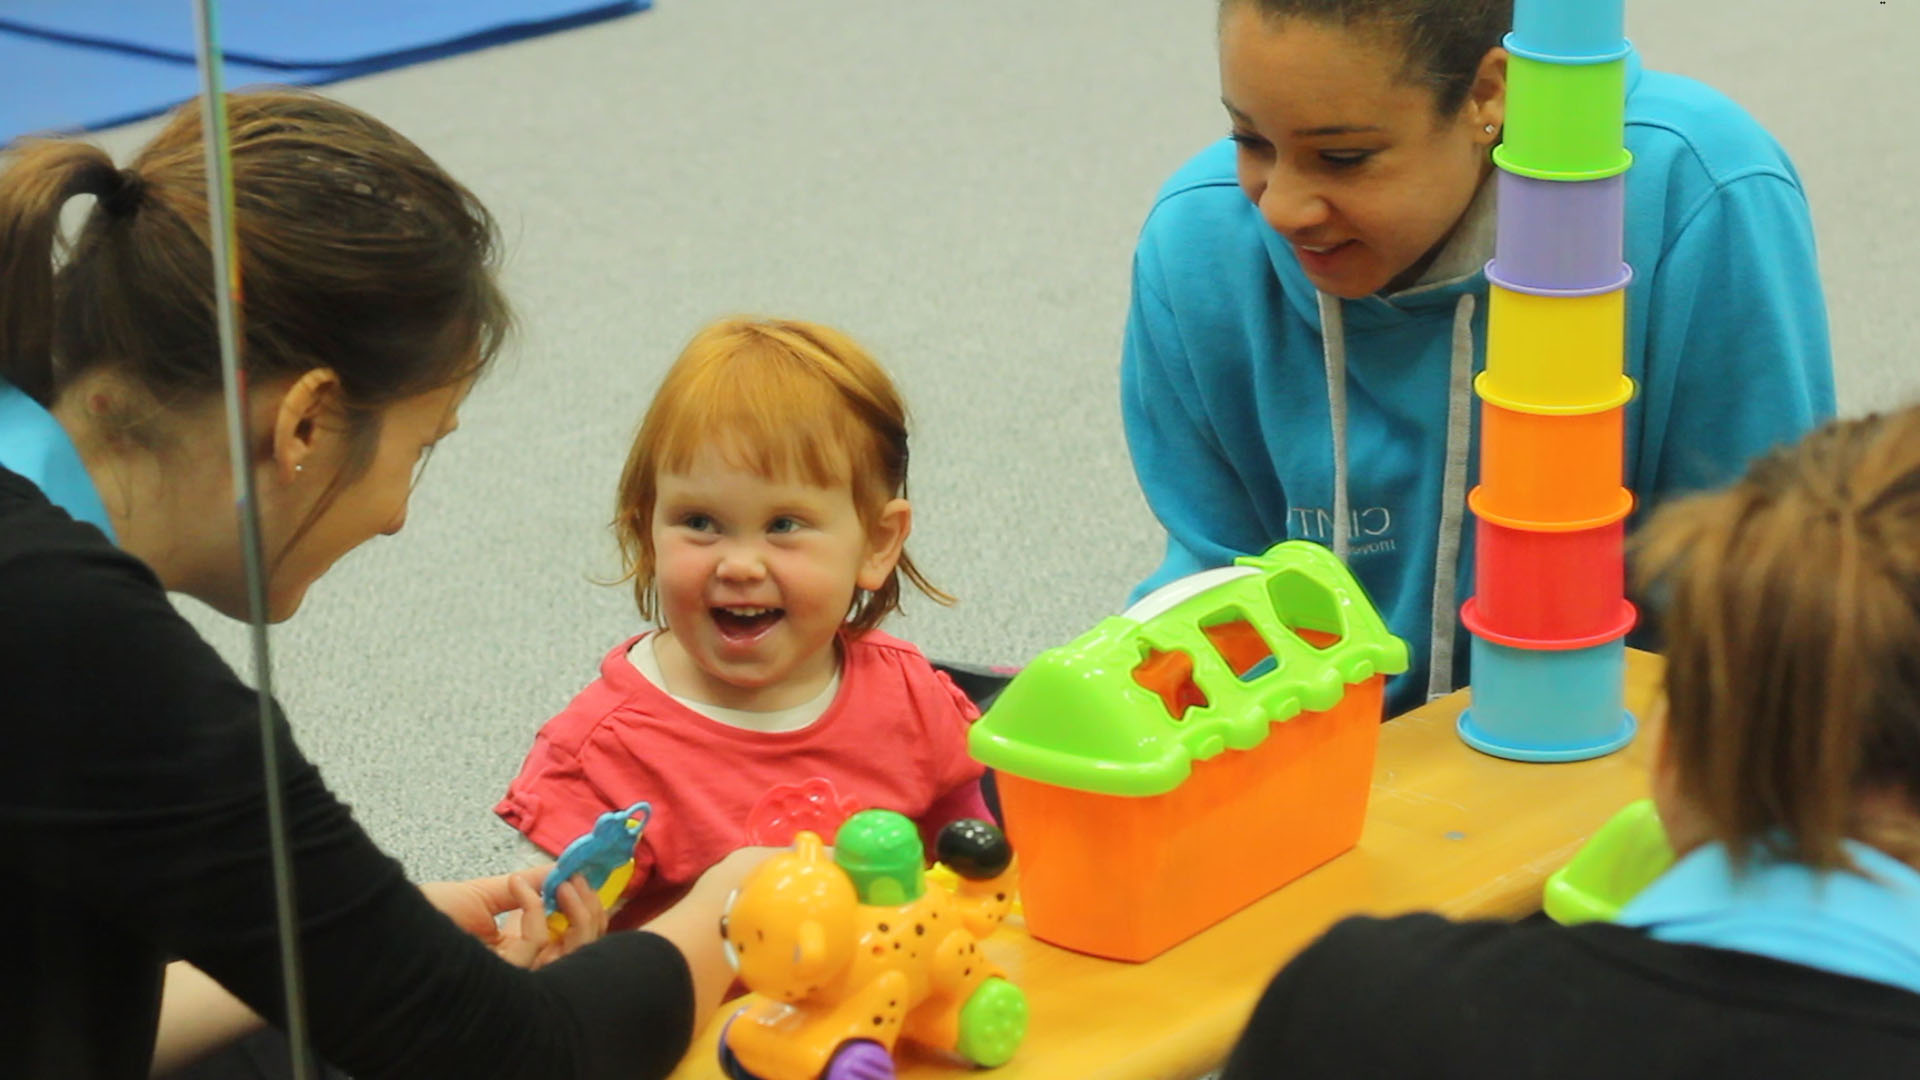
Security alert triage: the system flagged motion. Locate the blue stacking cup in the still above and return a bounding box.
[1457,634,1637,763]
[1494,169,1626,292]
[1511,0,1627,61]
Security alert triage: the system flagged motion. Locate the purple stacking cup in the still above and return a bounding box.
[1495,169,1626,293]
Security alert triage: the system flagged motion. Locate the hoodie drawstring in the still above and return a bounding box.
[1317,291,1351,562]
[1426,293,1476,702]
[1317,290,1476,703]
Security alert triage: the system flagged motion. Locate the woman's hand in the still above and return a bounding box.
[419,867,609,969]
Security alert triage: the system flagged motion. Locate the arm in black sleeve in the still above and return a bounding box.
[1220,915,1465,1080]
[2,535,695,1079]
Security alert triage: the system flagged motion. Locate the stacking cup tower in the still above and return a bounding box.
[1457,0,1638,762]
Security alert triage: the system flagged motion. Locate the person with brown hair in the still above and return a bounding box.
[496,316,989,927]
[1122,0,1835,717]
[0,91,762,1079]
[1220,409,1920,1078]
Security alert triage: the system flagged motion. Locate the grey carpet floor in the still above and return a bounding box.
[75,0,1916,885]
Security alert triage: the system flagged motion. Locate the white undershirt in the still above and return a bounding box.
[626,630,840,734]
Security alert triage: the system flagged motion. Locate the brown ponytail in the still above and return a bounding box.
[0,89,511,470]
[1633,411,1920,870]
[0,141,129,403]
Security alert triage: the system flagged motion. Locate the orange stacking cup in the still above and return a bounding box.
[1475,377,1634,525]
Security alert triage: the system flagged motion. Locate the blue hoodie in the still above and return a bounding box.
[1121,58,1835,717]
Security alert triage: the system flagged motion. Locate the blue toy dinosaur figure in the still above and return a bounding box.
[542,800,651,934]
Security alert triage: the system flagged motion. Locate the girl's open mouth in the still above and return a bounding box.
[712,606,783,642]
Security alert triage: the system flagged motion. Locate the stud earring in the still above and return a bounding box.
[1484,123,1498,135]
[294,464,304,474]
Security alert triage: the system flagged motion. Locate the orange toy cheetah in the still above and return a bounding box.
[718,810,1026,1080]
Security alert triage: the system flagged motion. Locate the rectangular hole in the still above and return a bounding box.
[1201,614,1278,683]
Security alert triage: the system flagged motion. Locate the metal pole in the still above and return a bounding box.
[189,3,313,1075]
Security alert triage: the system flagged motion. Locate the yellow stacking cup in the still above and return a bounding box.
[1481,262,1632,409]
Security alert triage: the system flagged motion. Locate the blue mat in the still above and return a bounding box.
[0,1,645,68]
[0,0,647,144]
[0,34,316,142]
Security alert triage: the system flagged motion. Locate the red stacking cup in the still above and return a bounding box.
[1468,500,1635,642]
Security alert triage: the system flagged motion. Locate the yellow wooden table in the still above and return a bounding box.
[671,651,1666,1080]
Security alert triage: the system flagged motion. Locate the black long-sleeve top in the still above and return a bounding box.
[1,466,696,1079]
[1222,913,1920,1079]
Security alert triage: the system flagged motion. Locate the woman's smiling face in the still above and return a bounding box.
[1218,6,1505,298]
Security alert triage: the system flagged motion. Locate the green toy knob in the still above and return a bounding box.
[833,809,924,904]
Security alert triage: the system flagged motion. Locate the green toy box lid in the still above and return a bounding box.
[969,541,1409,797]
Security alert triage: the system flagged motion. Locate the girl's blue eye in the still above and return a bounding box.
[681,513,715,531]
[768,517,801,534]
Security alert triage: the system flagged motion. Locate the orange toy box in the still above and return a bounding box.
[968,541,1409,961]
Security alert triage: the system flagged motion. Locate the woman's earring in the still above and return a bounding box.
[1484,124,1498,135]
[294,464,304,474]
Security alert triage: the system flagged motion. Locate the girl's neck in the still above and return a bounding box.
[1662,787,1920,877]
[648,628,843,713]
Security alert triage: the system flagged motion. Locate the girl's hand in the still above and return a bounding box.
[420,868,609,969]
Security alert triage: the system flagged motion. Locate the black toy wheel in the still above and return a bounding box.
[937,818,1013,880]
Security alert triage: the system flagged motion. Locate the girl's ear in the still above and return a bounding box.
[267,368,346,484]
[856,498,912,592]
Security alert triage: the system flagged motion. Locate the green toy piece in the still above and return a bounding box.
[832,809,925,905]
[968,541,1411,797]
[1543,798,1676,925]
[955,977,1029,1067]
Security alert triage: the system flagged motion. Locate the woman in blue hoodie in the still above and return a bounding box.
[1121,0,1835,715]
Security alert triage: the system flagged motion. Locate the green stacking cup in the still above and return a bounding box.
[1542,799,1675,924]
[1495,50,1630,181]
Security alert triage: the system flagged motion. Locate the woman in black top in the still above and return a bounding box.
[0,91,758,1078]
[1222,409,1920,1078]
